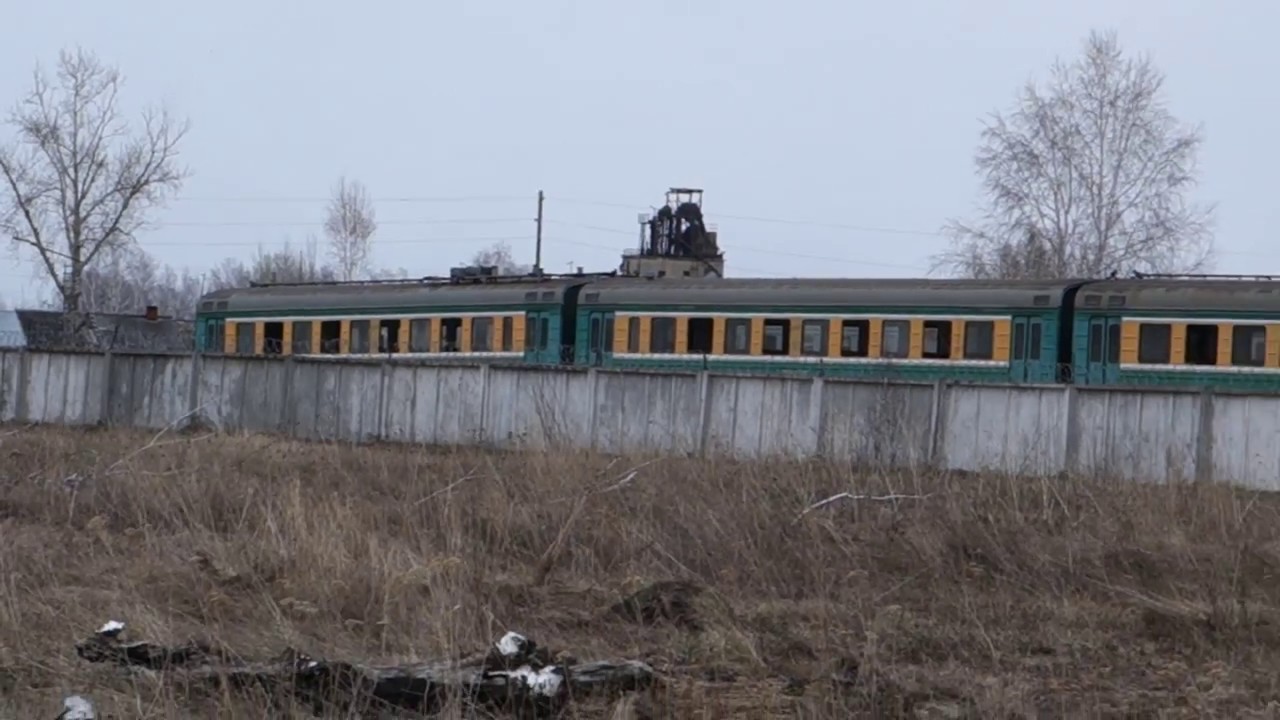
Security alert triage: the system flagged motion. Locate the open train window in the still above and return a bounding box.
[440,318,462,352]
[349,320,371,354]
[686,317,713,354]
[292,321,312,354]
[801,319,828,356]
[1232,325,1266,367]
[472,317,493,352]
[379,319,401,353]
[410,319,431,352]
[1184,324,1218,366]
[922,320,951,359]
[840,320,869,357]
[235,323,254,355]
[320,321,340,353]
[1138,323,1171,364]
[762,319,789,355]
[262,322,284,355]
[881,320,909,358]
[627,317,641,353]
[650,317,676,353]
[725,319,751,354]
[964,321,994,360]
[502,317,514,352]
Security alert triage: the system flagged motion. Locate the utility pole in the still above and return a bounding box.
[534,190,544,276]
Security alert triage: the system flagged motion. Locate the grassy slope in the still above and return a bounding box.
[3,425,1280,718]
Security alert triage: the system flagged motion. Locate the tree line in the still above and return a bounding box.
[0,31,1215,320]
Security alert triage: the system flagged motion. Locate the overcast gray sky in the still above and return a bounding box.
[1,0,1276,308]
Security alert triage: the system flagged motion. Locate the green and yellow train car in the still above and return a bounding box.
[571,278,1084,383]
[192,277,587,365]
[1069,279,1280,390]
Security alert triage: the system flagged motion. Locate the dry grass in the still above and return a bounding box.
[5,425,1280,718]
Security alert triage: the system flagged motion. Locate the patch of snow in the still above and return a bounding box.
[60,694,96,719]
[97,620,124,636]
[496,631,527,657]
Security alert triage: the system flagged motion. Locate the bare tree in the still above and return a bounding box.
[0,48,189,313]
[206,237,338,290]
[324,176,376,281]
[933,30,1214,280]
[468,241,532,275]
[76,243,205,318]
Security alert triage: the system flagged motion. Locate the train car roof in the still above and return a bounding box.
[1074,278,1280,313]
[579,277,1089,310]
[198,276,588,314]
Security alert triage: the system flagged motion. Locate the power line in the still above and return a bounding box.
[151,217,530,228]
[170,194,530,204]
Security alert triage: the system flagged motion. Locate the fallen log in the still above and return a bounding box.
[73,620,657,718]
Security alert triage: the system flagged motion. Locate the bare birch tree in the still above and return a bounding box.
[324,176,376,281]
[933,30,1214,280]
[0,48,189,313]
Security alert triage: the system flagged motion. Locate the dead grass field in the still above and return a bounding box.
[5,425,1280,718]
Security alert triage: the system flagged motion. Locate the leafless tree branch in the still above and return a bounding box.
[469,241,532,275]
[0,48,190,312]
[324,176,376,281]
[933,30,1215,280]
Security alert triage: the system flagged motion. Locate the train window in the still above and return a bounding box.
[1088,324,1103,363]
[473,318,493,352]
[235,323,254,354]
[410,319,431,352]
[379,320,401,353]
[538,317,550,350]
[603,316,615,354]
[1012,323,1026,360]
[651,317,677,353]
[525,314,536,350]
[840,320,869,357]
[1184,324,1217,365]
[881,320,909,358]
[964,321,994,360]
[801,319,828,356]
[1108,323,1120,363]
[686,317,714,354]
[922,320,951,359]
[1028,321,1042,361]
[350,320,371,354]
[263,322,284,355]
[627,317,641,353]
[204,319,225,352]
[292,321,312,354]
[725,318,751,354]
[440,318,462,352]
[502,317,514,352]
[320,321,341,353]
[762,319,789,355]
[1138,323,1171,364]
[1232,325,1266,367]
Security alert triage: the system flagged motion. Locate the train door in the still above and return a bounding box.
[1009,316,1032,382]
[586,311,609,366]
[523,310,555,364]
[1084,315,1122,385]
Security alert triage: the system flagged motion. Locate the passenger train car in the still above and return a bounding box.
[193,273,1280,392]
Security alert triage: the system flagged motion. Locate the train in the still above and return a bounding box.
[191,270,1280,392]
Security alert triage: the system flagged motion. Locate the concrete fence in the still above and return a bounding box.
[0,349,1276,490]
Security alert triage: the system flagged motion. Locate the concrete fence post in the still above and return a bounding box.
[926,379,945,469]
[696,370,713,458]
[808,376,825,458]
[1061,385,1081,477]
[98,350,114,427]
[1195,387,1215,484]
[585,367,599,451]
[13,349,30,423]
[476,363,491,446]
